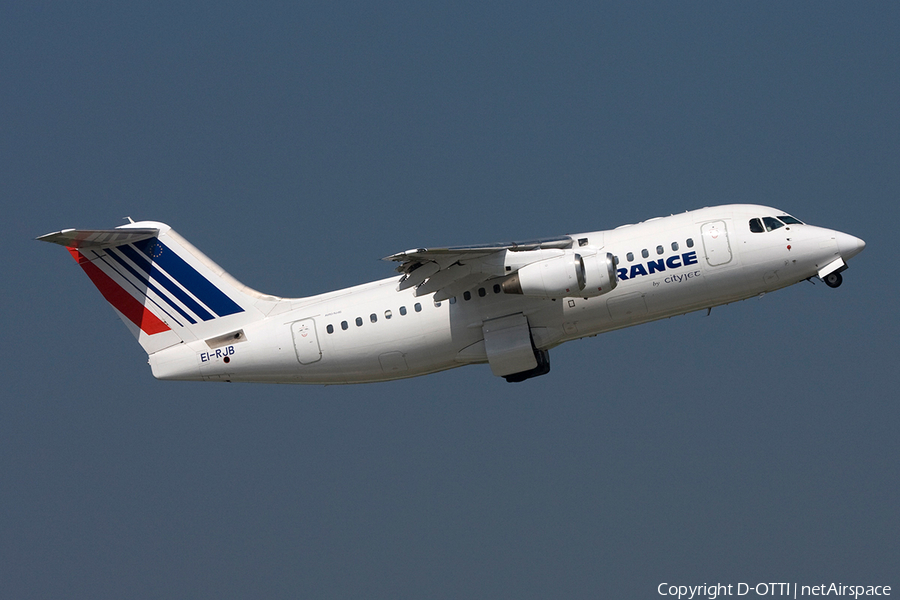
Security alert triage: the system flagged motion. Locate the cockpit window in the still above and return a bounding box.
[749,218,764,233]
[762,217,785,232]
[779,215,803,225]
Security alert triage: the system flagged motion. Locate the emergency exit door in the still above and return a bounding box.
[700,220,733,266]
[291,319,322,364]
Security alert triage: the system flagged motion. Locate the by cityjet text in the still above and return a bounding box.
[658,583,891,599]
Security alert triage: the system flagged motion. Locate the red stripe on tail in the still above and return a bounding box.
[68,248,171,335]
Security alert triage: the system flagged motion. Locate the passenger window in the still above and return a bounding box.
[614,255,619,265]
[400,306,407,316]
[355,317,363,327]
[763,216,784,232]
[370,313,377,323]
[341,321,348,330]
[641,249,649,259]
[493,284,501,294]
[656,245,664,255]
[414,303,422,312]
[434,300,441,307]
[464,291,471,301]
[326,324,334,334]
[686,238,694,248]
[671,242,679,251]
[626,252,634,262]
[478,287,486,297]
[749,218,764,233]
[449,297,456,304]
[385,309,392,319]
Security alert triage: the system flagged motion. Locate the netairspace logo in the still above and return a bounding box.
[657,582,892,599]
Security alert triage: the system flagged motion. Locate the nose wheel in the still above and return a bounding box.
[823,272,843,288]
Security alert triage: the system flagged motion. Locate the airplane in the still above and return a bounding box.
[38,204,865,384]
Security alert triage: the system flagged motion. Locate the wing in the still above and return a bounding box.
[383,236,574,301]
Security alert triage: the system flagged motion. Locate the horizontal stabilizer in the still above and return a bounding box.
[37,228,160,249]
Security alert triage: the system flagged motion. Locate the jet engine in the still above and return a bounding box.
[500,250,617,298]
[578,251,618,297]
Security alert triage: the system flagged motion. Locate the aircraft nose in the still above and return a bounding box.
[836,231,866,261]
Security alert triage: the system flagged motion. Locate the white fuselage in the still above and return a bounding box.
[148,204,864,384]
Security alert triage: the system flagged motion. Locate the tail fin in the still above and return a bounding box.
[38,221,286,354]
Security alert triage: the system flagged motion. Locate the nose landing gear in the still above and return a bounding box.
[823,272,843,288]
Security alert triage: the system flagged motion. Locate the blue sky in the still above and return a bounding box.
[3,2,898,598]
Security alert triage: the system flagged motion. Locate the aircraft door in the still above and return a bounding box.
[379,352,408,374]
[607,292,648,321]
[291,319,322,364]
[700,220,733,266]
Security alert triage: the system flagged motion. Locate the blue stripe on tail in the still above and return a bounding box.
[116,244,216,321]
[104,248,196,325]
[132,238,244,317]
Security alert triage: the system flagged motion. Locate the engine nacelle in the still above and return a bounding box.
[578,251,618,297]
[500,251,617,298]
[501,252,581,297]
